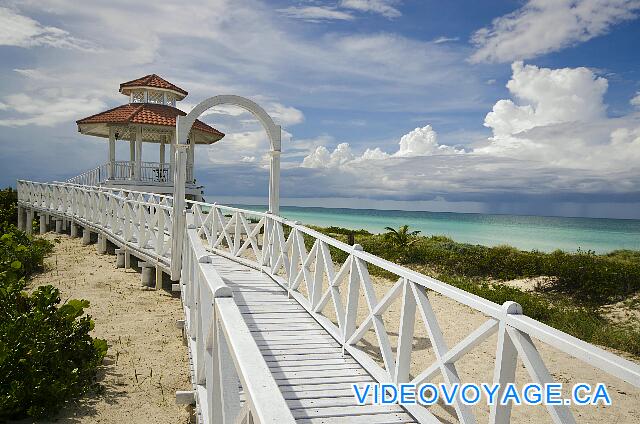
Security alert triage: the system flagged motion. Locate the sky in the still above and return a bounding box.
[0,0,639,219]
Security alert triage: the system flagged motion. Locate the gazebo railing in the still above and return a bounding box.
[66,163,109,186]
[67,161,195,186]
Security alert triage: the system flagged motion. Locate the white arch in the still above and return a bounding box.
[176,95,281,152]
[170,95,282,280]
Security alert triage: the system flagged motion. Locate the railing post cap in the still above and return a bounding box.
[352,244,363,251]
[502,301,522,315]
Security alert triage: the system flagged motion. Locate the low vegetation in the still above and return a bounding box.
[0,188,107,420]
[311,224,640,357]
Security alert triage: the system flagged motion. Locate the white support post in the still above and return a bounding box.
[39,214,47,235]
[129,138,135,179]
[25,209,33,235]
[187,137,194,183]
[170,116,187,281]
[17,206,24,231]
[170,133,176,183]
[269,125,282,215]
[108,127,116,179]
[135,126,143,180]
[160,139,166,166]
[489,301,522,424]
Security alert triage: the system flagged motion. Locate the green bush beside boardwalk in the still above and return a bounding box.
[312,225,640,357]
[0,188,107,420]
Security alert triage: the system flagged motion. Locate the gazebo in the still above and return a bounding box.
[73,74,224,200]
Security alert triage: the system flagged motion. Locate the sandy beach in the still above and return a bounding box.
[16,232,639,424]
[25,234,191,424]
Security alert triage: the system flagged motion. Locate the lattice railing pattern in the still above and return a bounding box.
[17,180,174,261]
[67,161,194,185]
[188,201,640,424]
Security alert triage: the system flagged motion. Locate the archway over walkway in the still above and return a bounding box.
[170,95,282,279]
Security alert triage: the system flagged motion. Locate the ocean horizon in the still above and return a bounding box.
[228,203,640,254]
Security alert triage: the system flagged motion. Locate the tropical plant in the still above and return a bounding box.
[0,264,107,419]
[383,225,421,248]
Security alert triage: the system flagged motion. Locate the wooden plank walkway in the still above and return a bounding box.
[209,254,416,424]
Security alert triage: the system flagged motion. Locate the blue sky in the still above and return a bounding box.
[1,0,639,218]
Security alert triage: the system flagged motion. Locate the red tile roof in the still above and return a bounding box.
[119,74,188,96]
[76,103,224,140]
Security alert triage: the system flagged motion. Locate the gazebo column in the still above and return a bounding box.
[108,127,115,179]
[129,138,135,179]
[170,133,176,183]
[186,139,194,183]
[135,126,143,180]
[160,139,166,181]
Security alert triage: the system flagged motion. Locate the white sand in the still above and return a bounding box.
[21,233,639,423]
[26,234,192,424]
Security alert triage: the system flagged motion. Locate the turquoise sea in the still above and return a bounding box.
[231,204,640,254]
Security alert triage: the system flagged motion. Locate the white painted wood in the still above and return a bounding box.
[108,127,116,179]
[489,302,521,424]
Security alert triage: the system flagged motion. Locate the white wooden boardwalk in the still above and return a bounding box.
[210,254,416,424]
[17,181,640,424]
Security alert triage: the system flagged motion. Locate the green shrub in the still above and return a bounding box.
[351,231,640,305]
[0,188,18,231]
[0,231,53,279]
[0,187,106,420]
[0,265,107,420]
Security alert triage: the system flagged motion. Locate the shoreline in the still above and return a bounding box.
[226,203,640,254]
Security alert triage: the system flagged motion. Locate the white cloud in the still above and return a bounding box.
[297,62,640,206]
[631,92,640,107]
[0,0,482,138]
[301,124,461,168]
[277,6,354,21]
[481,61,608,149]
[340,0,402,18]
[241,156,256,163]
[187,101,304,127]
[301,143,354,168]
[470,0,640,63]
[264,102,305,126]
[395,125,461,157]
[432,36,459,44]
[0,93,106,127]
[475,62,640,172]
[0,7,95,50]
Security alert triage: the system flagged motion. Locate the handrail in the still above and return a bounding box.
[187,200,640,424]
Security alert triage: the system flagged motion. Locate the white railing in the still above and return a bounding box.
[18,180,174,266]
[67,161,195,186]
[188,201,640,424]
[66,163,109,186]
[16,180,293,424]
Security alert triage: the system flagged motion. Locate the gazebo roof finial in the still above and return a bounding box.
[119,74,189,100]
